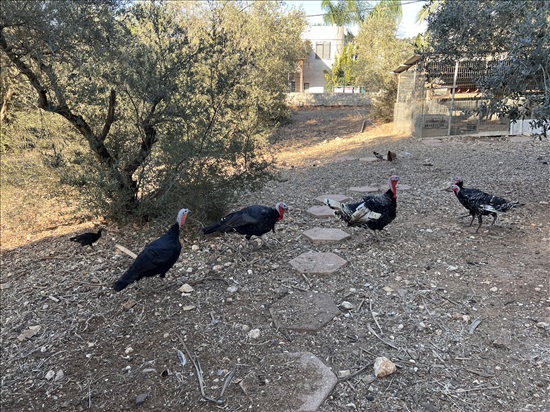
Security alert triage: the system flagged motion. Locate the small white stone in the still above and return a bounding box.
[339,301,354,310]
[125,347,134,354]
[213,265,223,271]
[247,329,261,339]
[54,370,64,382]
[45,370,55,380]
[227,286,239,293]
[191,244,200,251]
[490,287,498,292]
[338,370,351,378]
[178,284,194,293]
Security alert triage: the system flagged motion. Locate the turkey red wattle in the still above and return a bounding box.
[177,208,190,227]
[276,202,288,222]
[389,175,399,198]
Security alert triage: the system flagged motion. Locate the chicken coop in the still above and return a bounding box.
[393,55,510,138]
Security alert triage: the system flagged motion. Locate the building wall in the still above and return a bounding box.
[297,26,345,94]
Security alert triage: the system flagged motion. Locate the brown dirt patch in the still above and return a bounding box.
[1,107,549,411]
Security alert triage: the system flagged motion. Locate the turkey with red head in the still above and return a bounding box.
[112,208,189,292]
[452,177,523,232]
[325,175,399,236]
[202,202,287,242]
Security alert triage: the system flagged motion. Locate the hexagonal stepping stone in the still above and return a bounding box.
[315,194,350,203]
[289,251,347,274]
[423,138,444,146]
[303,228,350,244]
[240,351,337,412]
[359,157,379,162]
[380,183,412,191]
[349,186,379,193]
[335,156,358,162]
[306,205,335,219]
[270,292,340,332]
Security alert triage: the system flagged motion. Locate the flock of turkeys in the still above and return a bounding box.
[70,175,522,291]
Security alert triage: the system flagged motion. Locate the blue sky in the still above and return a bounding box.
[284,0,428,38]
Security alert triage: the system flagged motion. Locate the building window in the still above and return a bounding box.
[315,42,331,60]
[289,81,296,92]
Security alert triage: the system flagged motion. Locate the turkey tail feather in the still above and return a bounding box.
[324,198,342,211]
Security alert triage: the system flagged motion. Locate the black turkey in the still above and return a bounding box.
[70,228,103,247]
[325,175,399,236]
[202,202,287,242]
[112,208,189,292]
[451,178,522,232]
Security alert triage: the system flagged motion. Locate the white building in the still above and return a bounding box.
[291,25,345,94]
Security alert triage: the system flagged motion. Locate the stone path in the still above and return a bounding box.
[269,185,389,410]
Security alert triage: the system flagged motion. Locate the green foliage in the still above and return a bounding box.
[425,0,550,134]
[353,6,413,121]
[321,0,401,26]
[1,0,308,223]
[324,43,358,90]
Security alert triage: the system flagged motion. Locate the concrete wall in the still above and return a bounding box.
[509,119,549,136]
[286,92,372,107]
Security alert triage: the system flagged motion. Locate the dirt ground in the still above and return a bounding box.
[1,107,549,412]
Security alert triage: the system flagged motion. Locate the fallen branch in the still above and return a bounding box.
[367,323,400,350]
[177,336,225,405]
[115,244,137,259]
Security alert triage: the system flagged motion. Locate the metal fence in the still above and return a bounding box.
[394,60,510,138]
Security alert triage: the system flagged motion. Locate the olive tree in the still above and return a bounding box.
[353,5,413,121]
[1,0,308,222]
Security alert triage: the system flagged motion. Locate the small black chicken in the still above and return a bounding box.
[325,175,399,237]
[70,228,103,247]
[451,178,522,232]
[112,208,189,292]
[202,202,287,242]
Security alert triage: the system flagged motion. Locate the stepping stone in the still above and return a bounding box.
[306,205,335,219]
[303,228,350,244]
[423,139,444,146]
[270,292,340,332]
[335,156,358,162]
[510,135,531,143]
[315,194,350,203]
[359,157,379,162]
[240,351,337,412]
[289,251,347,274]
[349,186,379,193]
[380,183,412,191]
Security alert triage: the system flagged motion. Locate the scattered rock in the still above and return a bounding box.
[135,393,148,405]
[339,301,354,310]
[54,369,64,382]
[17,325,41,342]
[178,284,194,293]
[122,300,137,311]
[374,357,397,378]
[247,328,261,339]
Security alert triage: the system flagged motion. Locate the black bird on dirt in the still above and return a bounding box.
[112,209,189,292]
[70,229,103,247]
[451,177,523,233]
[324,175,399,237]
[202,202,288,242]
